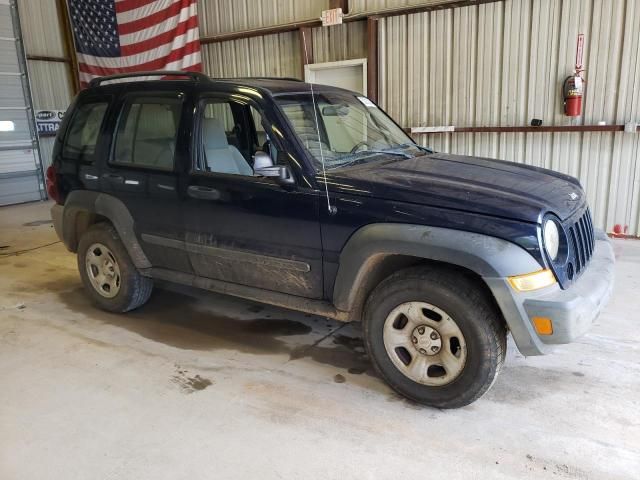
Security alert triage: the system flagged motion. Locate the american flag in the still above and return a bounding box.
[68,0,202,88]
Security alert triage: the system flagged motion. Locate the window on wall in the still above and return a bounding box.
[112,96,182,171]
[62,101,108,162]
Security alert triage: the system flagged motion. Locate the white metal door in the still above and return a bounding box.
[0,0,43,205]
[304,58,367,95]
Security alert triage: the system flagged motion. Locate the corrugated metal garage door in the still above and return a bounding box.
[0,0,44,205]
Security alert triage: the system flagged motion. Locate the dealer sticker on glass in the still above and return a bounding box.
[357,96,376,108]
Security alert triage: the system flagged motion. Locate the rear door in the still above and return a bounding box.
[100,91,192,273]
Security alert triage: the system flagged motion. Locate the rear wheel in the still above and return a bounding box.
[363,265,506,408]
[77,223,153,312]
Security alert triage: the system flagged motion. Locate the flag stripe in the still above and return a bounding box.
[114,0,159,14]
[120,15,198,56]
[77,26,199,67]
[116,0,176,23]
[118,2,196,46]
[79,40,201,76]
[118,0,196,35]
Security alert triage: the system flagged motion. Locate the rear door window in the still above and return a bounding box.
[112,95,183,171]
[62,101,108,162]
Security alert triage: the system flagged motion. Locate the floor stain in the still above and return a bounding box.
[171,372,213,394]
[56,287,313,354]
[52,286,373,379]
[348,366,367,375]
[289,333,373,377]
[22,219,53,227]
[334,374,346,383]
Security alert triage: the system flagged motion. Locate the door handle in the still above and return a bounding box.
[187,185,221,200]
[102,173,124,183]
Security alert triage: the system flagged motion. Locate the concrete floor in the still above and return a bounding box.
[0,201,638,480]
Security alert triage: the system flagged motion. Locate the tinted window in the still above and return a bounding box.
[62,101,108,162]
[113,96,182,171]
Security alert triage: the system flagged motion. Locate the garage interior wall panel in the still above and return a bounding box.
[349,0,466,15]
[311,21,367,64]
[201,31,301,79]
[379,0,640,235]
[27,60,73,110]
[198,0,329,36]
[17,0,73,173]
[17,0,65,58]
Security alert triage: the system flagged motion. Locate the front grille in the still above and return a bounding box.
[566,208,595,280]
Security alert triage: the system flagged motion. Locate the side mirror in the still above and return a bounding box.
[253,151,273,170]
[254,151,295,185]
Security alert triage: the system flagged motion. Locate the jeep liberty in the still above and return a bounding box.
[48,71,615,408]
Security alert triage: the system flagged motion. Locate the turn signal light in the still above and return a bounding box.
[532,317,554,335]
[508,269,556,292]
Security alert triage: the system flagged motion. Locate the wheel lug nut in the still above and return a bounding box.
[431,346,439,352]
[419,348,427,354]
[430,332,438,340]
[412,336,418,344]
[418,327,425,335]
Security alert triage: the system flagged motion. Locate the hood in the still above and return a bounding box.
[322,153,585,223]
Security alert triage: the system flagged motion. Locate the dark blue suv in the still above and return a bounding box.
[48,71,615,408]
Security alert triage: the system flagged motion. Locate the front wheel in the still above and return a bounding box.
[363,266,506,408]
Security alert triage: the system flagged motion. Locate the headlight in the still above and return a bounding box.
[543,219,560,261]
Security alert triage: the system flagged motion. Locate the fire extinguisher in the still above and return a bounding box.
[563,73,584,117]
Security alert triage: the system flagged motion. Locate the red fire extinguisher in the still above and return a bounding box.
[564,33,585,117]
[563,74,584,117]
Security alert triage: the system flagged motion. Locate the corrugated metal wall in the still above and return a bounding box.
[197,0,328,37]
[17,0,74,172]
[349,0,467,14]
[312,22,367,64]
[201,31,302,79]
[379,0,640,234]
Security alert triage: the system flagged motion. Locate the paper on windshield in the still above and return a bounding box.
[357,96,376,108]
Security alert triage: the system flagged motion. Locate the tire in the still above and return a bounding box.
[363,265,506,408]
[77,222,153,313]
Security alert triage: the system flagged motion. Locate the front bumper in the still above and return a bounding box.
[486,230,615,356]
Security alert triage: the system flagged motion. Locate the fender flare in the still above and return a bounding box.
[332,223,542,312]
[62,190,151,269]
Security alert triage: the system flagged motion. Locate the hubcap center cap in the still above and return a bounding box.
[411,325,442,355]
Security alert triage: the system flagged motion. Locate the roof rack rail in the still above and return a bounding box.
[215,76,303,82]
[89,71,209,88]
[247,76,303,82]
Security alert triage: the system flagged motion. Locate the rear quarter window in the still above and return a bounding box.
[62,101,108,162]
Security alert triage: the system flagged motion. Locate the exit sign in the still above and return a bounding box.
[321,8,343,26]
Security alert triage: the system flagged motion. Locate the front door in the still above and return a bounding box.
[182,94,323,299]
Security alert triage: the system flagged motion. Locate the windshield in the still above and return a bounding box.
[276,92,429,170]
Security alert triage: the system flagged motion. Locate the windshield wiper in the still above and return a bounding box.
[395,142,434,154]
[329,149,412,169]
[357,149,413,159]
